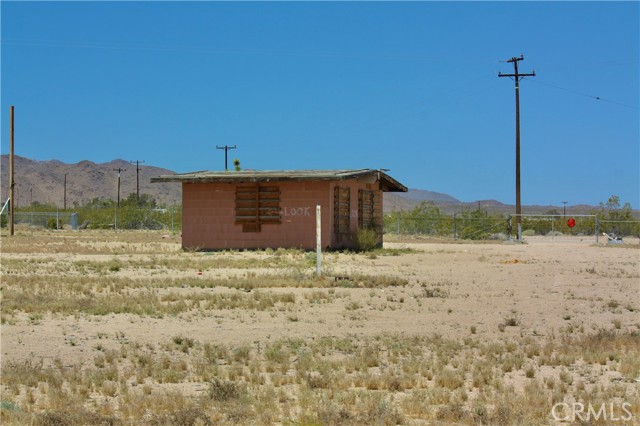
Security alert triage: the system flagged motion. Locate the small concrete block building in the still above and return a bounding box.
[151,169,407,250]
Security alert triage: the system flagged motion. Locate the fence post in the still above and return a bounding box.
[453,213,457,240]
[171,206,175,235]
[316,204,322,276]
[114,205,118,232]
[71,213,78,230]
[56,208,59,231]
[595,215,599,243]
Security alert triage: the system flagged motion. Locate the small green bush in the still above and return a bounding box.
[46,218,63,230]
[354,228,380,252]
[522,229,536,236]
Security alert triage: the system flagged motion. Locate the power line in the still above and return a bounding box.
[314,71,501,141]
[1,38,509,63]
[526,79,639,110]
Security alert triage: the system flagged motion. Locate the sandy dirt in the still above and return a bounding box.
[2,235,638,369]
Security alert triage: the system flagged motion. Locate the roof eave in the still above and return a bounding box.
[151,169,408,192]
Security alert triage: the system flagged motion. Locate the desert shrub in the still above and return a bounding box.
[69,195,181,230]
[457,208,500,240]
[522,229,536,236]
[46,218,63,230]
[354,228,380,252]
[598,195,639,236]
[148,407,212,426]
[208,379,244,401]
[421,287,449,298]
[33,410,120,426]
[436,403,468,422]
[384,201,450,236]
[435,369,464,390]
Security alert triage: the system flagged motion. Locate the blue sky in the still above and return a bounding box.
[1,1,638,207]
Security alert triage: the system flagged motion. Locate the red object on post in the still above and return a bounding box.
[567,218,576,228]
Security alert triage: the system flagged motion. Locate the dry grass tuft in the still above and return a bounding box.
[2,230,639,425]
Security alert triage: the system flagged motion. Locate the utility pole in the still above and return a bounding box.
[216,145,237,171]
[130,160,145,204]
[9,106,15,236]
[562,201,568,218]
[499,55,535,241]
[113,168,126,207]
[63,173,67,210]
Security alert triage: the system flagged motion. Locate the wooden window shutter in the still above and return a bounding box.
[358,189,382,232]
[235,184,281,232]
[333,186,350,242]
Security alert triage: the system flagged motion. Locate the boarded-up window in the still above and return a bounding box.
[358,189,382,232]
[334,187,350,242]
[235,184,281,232]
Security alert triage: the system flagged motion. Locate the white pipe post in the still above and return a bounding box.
[9,106,15,236]
[316,204,322,276]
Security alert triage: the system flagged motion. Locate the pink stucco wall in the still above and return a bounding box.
[181,178,382,250]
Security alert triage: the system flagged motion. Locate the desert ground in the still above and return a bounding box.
[1,229,639,425]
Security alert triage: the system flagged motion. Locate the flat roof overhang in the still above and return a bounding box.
[151,169,408,192]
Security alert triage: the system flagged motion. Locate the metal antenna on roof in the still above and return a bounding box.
[216,145,237,171]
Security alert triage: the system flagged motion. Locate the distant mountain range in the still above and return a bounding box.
[1,155,180,207]
[1,155,601,214]
[385,190,599,215]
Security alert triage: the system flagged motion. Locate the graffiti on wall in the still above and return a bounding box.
[281,207,311,217]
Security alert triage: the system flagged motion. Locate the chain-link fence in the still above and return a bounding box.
[513,214,598,242]
[384,213,511,240]
[598,220,640,238]
[384,211,640,241]
[518,215,639,241]
[13,211,78,230]
[4,206,181,232]
[108,207,179,231]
